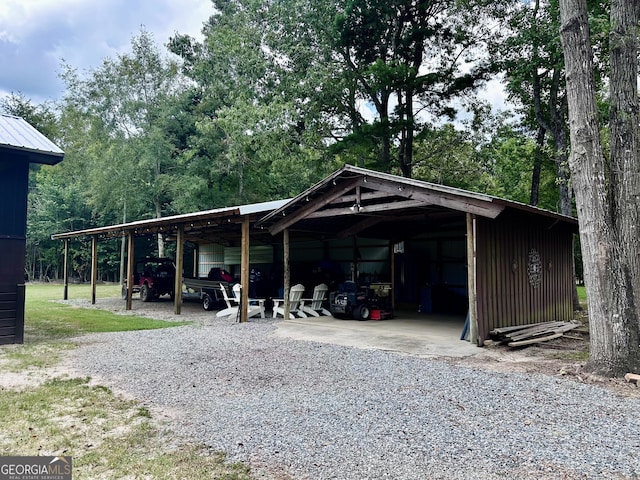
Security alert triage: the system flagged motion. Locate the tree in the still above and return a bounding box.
[61,29,182,257]
[491,0,610,215]
[169,0,336,204]
[335,0,495,178]
[559,0,640,375]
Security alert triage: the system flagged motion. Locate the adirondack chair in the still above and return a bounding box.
[232,283,265,319]
[215,283,238,318]
[300,283,331,317]
[272,283,306,319]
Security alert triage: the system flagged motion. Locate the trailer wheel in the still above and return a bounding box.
[140,284,153,302]
[354,304,370,320]
[202,293,215,311]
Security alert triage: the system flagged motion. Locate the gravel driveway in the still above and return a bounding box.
[69,304,640,480]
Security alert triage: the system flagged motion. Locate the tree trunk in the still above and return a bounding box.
[608,0,640,355]
[559,0,640,376]
[155,198,165,258]
[529,126,545,206]
[399,86,415,179]
[119,199,127,284]
[379,97,391,173]
[552,128,572,216]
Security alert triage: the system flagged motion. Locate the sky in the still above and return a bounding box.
[0,0,214,103]
[0,0,509,119]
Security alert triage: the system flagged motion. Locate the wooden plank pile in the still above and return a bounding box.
[489,321,580,347]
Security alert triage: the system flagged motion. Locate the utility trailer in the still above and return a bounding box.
[183,277,230,311]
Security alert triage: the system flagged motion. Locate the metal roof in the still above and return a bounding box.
[0,114,64,165]
[257,165,577,239]
[52,199,291,241]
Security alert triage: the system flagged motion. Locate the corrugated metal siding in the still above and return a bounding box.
[475,214,574,342]
[198,244,226,277]
[224,245,274,265]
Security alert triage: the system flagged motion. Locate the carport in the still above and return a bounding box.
[257,165,578,345]
[52,200,289,323]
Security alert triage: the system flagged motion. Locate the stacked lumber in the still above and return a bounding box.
[490,321,580,347]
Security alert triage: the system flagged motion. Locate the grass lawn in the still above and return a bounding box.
[0,283,254,479]
[25,283,185,340]
[577,285,587,307]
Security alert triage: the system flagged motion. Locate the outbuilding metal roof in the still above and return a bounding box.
[257,165,577,239]
[0,114,64,165]
[52,199,291,242]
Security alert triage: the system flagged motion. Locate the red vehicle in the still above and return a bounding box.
[122,258,176,302]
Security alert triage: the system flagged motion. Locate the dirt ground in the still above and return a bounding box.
[448,320,640,399]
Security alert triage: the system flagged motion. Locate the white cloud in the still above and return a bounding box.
[0,0,213,102]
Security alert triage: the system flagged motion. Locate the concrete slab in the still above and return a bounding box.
[273,311,479,358]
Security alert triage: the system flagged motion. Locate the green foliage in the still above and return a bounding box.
[332,0,498,176]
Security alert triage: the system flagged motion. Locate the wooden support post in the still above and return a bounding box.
[63,239,69,300]
[352,236,358,282]
[240,217,250,323]
[126,232,134,310]
[389,240,395,310]
[466,213,479,345]
[283,228,290,319]
[90,236,98,305]
[174,225,184,315]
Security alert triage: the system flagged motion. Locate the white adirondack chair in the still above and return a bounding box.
[301,283,331,317]
[215,283,238,318]
[272,284,306,319]
[232,283,265,319]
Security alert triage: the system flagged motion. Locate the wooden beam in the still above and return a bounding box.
[467,213,478,345]
[306,199,426,219]
[362,177,504,219]
[333,190,393,204]
[90,236,97,305]
[240,217,250,323]
[390,239,396,310]
[126,232,134,310]
[269,177,361,235]
[507,332,563,347]
[174,225,184,315]
[63,239,69,300]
